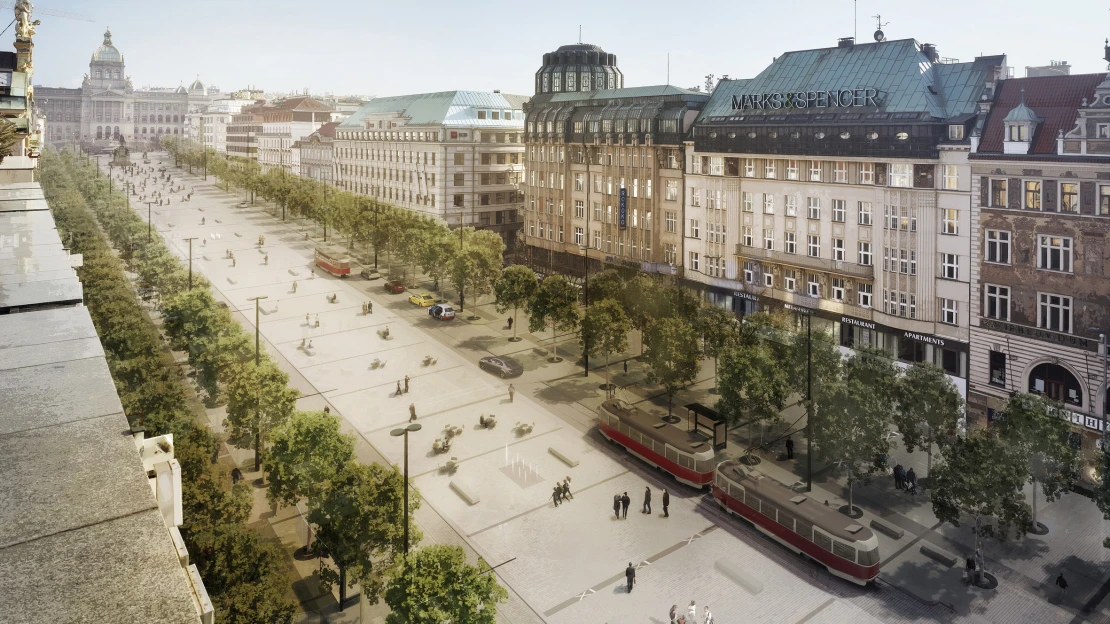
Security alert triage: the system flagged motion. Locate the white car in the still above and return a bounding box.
[429,304,456,320]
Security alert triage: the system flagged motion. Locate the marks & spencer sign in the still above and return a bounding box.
[731,88,881,111]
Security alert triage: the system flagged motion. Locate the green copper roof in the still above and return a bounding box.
[546,85,707,103]
[339,91,528,128]
[698,39,1003,122]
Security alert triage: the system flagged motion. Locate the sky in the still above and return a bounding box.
[26,0,1110,98]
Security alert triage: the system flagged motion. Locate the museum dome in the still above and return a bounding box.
[92,28,121,63]
[175,84,188,94]
[188,77,206,94]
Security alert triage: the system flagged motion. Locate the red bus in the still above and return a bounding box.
[712,459,880,585]
[314,245,350,277]
[597,399,716,488]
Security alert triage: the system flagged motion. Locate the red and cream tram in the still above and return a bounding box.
[712,459,880,585]
[597,399,716,488]
[314,245,351,277]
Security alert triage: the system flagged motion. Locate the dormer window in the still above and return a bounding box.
[948,125,965,140]
[1097,123,1110,138]
[1002,89,1041,155]
[477,110,486,120]
[491,111,499,120]
[1008,125,1028,141]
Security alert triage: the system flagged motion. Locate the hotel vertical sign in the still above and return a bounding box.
[619,188,627,229]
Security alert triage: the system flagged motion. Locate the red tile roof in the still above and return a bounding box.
[978,74,1105,154]
[316,122,338,138]
[276,96,333,112]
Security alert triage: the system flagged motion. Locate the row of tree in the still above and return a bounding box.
[59,149,508,621]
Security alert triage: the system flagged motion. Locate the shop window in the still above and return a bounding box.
[898,338,928,364]
[989,351,1006,386]
[939,348,961,376]
[1028,362,1082,406]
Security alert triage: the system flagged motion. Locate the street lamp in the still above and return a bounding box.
[247,295,269,471]
[183,237,198,289]
[581,142,592,378]
[390,423,422,558]
[144,200,157,242]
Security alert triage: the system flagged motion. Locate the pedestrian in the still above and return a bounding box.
[367,300,373,314]
[560,481,570,502]
[687,600,697,623]
[625,562,636,593]
[507,316,513,330]
[305,313,310,326]
[613,494,621,519]
[1056,572,1069,599]
[785,436,795,459]
[307,340,313,349]
[704,605,714,624]
[263,254,269,265]
[965,554,976,585]
[292,280,297,293]
[906,468,918,495]
[563,476,573,499]
[669,605,677,624]
[621,492,630,518]
[642,486,652,514]
[623,360,628,374]
[662,488,670,518]
[323,406,330,414]
[300,338,306,348]
[409,403,417,422]
[508,384,515,403]
[404,375,410,393]
[315,314,320,329]
[231,257,236,267]
[894,463,904,490]
[396,380,403,396]
[974,546,985,586]
[552,486,561,507]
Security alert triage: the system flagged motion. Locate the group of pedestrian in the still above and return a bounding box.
[396,375,410,396]
[362,300,373,314]
[551,477,573,506]
[893,462,917,495]
[667,600,712,623]
[613,487,671,518]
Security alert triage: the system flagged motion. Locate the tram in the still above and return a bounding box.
[314,245,351,277]
[597,399,716,488]
[712,459,880,585]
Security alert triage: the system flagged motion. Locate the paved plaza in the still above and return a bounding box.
[108,155,1110,624]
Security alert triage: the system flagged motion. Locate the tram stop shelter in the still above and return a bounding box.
[685,403,726,449]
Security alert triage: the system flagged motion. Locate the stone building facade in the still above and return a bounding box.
[297,121,337,183]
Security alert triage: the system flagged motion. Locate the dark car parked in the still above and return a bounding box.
[384,280,406,294]
[478,356,522,378]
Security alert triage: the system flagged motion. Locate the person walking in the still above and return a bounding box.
[669,605,677,624]
[561,480,571,502]
[687,600,697,623]
[563,477,573,499]
[906,468,918,495]
[507,316,514,330]
[613,494,622,519]
[620,492,630,518]
[974,546,985,586]
[404,375,410,394]
[367,300,373,314]
[292,281,297,293]
[623,360,628,374]
[662,488,670,517]
[703,605,714,624]
[785,437,795,460]
[894,463,905,490]
[965,554,977,585]
[315,314,320,328]
[642,486,652,514]
[508,384,515,403]
[1056,572,1069,599]
[625,562,636,593]
[396,380,403,396]
[409,403,417,422]
[305,313,310,326]
[552,486,561,507]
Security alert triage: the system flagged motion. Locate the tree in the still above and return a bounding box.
[1096,445,1110,548]
[463,229,505,312]
[716,339,791,459]
[580,299,631,396]
[695,305,738,392]
[224,360,300,471]
[384,545,508,624]
[527,274,580,362]
[494,265,538,340]
[397,225,426,288]
[586,269,625,304]
[930,430,1031,543]
[894,362,965,480]
[621,273,660,355]
[264,410,355,509]
[643,317,700,417]
[419,224,455,292]
[659,283,700,320]
[997,393,1079,531]
[308,461,422,608]
[188,523,296,624]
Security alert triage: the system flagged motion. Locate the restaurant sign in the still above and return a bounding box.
[731,88,881,111]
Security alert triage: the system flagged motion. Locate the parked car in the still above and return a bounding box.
[478,356,523,378]
[408,293,435,307]
[360,267,381,280]
[384,280,406,294]
[429,304,456,320]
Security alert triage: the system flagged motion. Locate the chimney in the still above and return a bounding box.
[493,89,501,93]
[922,43,939,63]
[838,37,854,48]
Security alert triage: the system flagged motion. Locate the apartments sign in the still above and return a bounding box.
[731,88,881,111]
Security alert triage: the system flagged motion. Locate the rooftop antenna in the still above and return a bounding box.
[578,25,582,44]
[854,0,857,41]
[872,13,888,42]
[667,52,670,86]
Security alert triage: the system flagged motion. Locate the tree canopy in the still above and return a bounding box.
[384,545,508,624]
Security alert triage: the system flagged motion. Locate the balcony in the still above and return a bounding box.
[735,245,875,279]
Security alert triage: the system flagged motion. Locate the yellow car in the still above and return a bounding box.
[409,293,435,307]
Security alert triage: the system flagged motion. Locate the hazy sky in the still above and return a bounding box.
[28,0,1110,98]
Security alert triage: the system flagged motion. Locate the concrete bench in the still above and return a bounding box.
[870,519,905,539]
[450,480,480,506]
[714,559,764,595]
[549,447,579,467]
[920,544,957,567]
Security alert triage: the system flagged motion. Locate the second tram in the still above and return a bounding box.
[597,399,716,488]
[314,245,351,277]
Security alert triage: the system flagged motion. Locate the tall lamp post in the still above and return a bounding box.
[389,423,422,558]
[247,295,269,470]
[144,200,157,242]
[805,313,813,492]
[183,237,198,289]
[581,143,592,378]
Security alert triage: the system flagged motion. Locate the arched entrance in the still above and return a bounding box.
[1028,362,1083,407]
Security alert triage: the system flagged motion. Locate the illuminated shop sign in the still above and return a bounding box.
[731,88,881,111]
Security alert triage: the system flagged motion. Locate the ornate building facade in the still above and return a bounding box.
[36,29,211,149]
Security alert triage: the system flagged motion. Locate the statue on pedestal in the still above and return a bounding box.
[14,0,39,42]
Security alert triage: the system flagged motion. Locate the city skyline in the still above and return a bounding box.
[29,0,1110,97]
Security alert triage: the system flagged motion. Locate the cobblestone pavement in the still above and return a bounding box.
[112,155,1108,623]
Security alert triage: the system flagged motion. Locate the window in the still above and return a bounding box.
[743,261,756,283]
[942,165,959,190]
[858,283,873,307]
[764,230,774,250]
[942,253,959,280]
[834,162,847,183]
[832,278,845,301]
[942,208,959,234]
[786,160,799,180]
[785,232,797,254]
[1100,185,1110,215]
[941,299,958,325]
[807,197,821,219]
[784,269,796,291]
[832,200,846,222]
[807,235,820,257]
[785,196,797,216]
[1029,362,1082,406]
[1008,124,1028,141]
[665,211,677,232]
[453,194,464,207]
[989,351,1006,386]
[1038,293,1072,333]
[764,160,776,178]
[858,201,872,225]
[809,161,821,181]
[948,125,965,140]
[743,158,755,177]
[1099,124,1110,139]
[689,219,700,238]
[990,179,1007,207]
[1039,236,1072,272]
[856,160,874,183]
[575,200,585,218]
[1024,181,1041,210]
[742,226,753,247]
[689,187,699,206]
[454,152,464,165]
[453,173,465,186]
[665,180,679,201]
[664,243,677,264]
[742,192,753,212]
[764,194,775,214]
[1060,183,1079,213]
[832,238,844,261]
[573,227,584,245]
[689,252,700,271]
[764,272,774,287]
[889,164,912,188]
[858,242,872,266]
[986,230,1011,264]
[807,274,820,297]
[985,285,1010,321]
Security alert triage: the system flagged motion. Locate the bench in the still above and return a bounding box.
[870,519,905,539]
[549,447,579,467]
[920,544,957,567]
[714,559,764,595]
[450,480,480,506]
